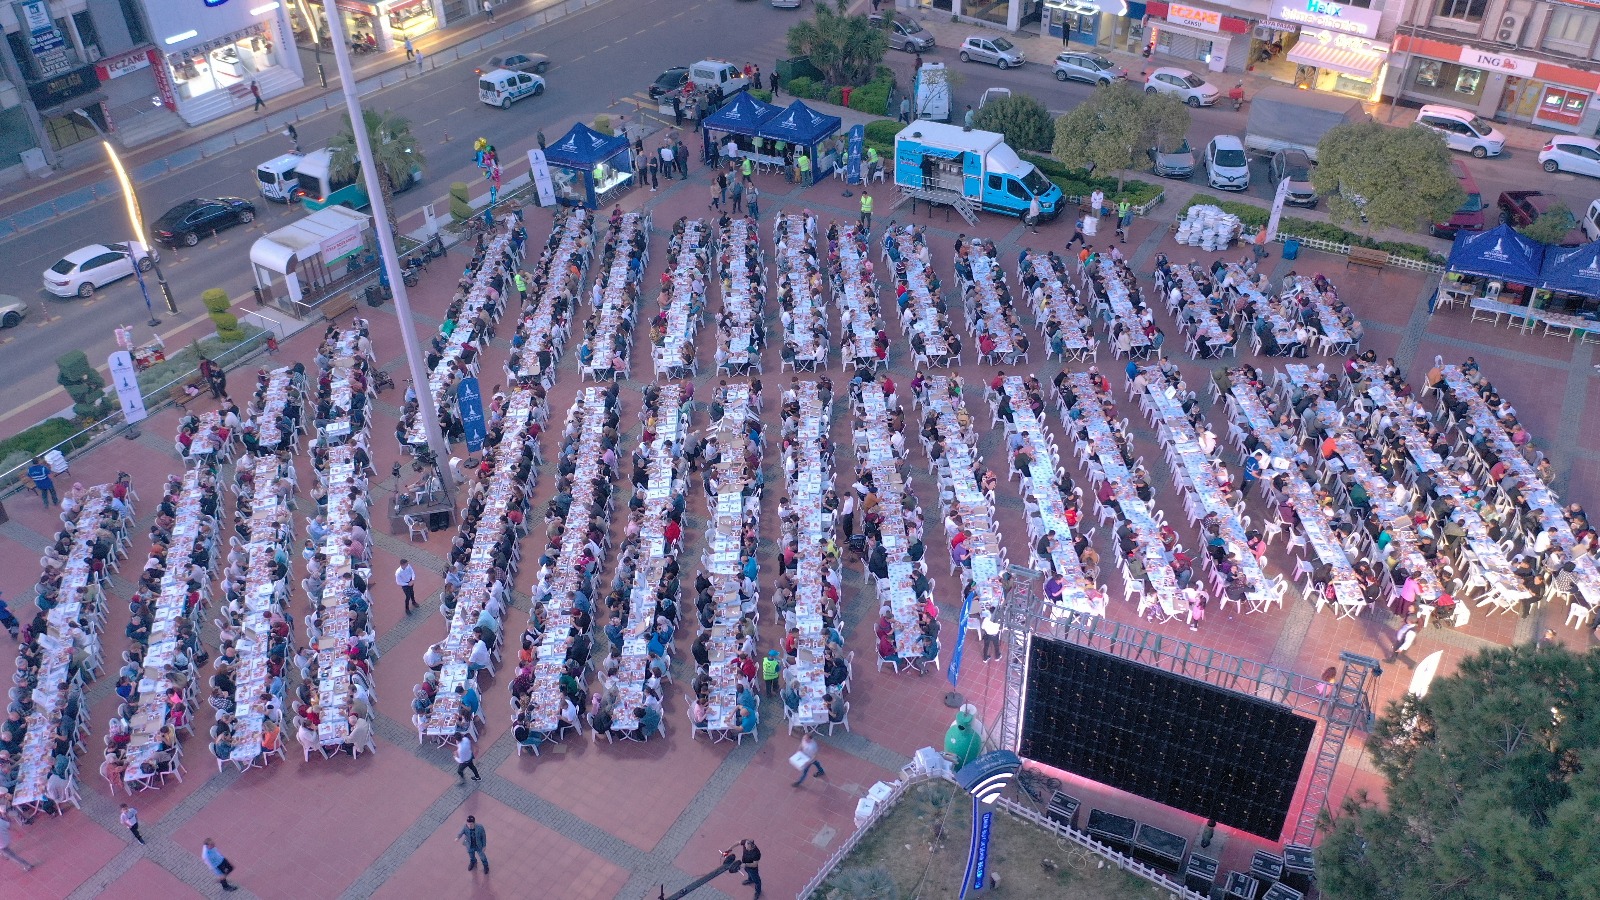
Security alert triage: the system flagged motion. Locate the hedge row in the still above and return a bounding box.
[1184,193,1443,263]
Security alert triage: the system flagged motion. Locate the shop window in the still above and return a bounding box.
[71,11,101,62]
[1435,0,1486,23]
[1544,7,1600,55]
[1537,86,1587,125]
[42,112,96,152]
[167,25,281,102]
[1410,59,1485,102]
[117,0,149,45]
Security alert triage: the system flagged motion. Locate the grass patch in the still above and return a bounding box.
[809,780,1161,900]
[135,325,268,397]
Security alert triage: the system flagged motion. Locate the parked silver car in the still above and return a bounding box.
[1148,139,1195,179]
[1053,52,1126,86]
[1269,149,1318,207]
[959,36,1024,69]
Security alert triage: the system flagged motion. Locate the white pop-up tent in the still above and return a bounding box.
[249,205,371,306]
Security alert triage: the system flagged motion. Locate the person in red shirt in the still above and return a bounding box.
[979,333,997,356]
[664,518,682,547]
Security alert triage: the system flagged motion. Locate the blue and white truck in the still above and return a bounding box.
[893,121,1063,221]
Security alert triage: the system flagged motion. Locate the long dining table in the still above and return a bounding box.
[783,380,833,728]
[776,213,829,371]
[655,218,709,378]
[702,383,757,734]
[855,383,926,659]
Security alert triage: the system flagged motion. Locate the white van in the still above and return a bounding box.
[1414,104,1504,158]
[689,60,748,99]
[256,152,303,203]
[478,68,545,109]
[1582,199,1600,242]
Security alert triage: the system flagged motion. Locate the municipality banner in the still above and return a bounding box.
[846,124,864,185]
[457,376,486,453]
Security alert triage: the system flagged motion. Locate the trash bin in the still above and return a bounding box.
[365,284,384,306]
[1283,239,1300,260]
[841,87,853,108]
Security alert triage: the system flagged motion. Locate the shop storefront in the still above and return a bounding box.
[1393,34,1600,135]
[1040,0,1148,54]
[93,46,168,135]
[1247,1,1389,101]
[1141,2,1252,73]
[163,24,283,103]
[289,1,441,53]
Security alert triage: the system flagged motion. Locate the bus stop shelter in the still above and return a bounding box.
[248,205,372,313]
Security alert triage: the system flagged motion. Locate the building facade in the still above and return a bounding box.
[1388,0,1600,134]
[140,0,304,127]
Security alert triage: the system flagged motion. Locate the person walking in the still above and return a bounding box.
[792,733,825,786]
[761,649,781,696]
[0,809,33,871]
[717,170,728,208]
[660,143,675,181]
[729,178,744,214]
[201,838,236,891]
[458,815,489,873]
[415,48,425,71]
[27,456,57,508]
[709,179,721,211]
[396,559,418,614]
[899,95,911,124]
[1066,213,1088,248]
[483,0,495,22]
[455,733,481,781]
[1386,618,1418,663]
[858,192,874,232]
[404,36,414,60]
[738,839,763,898]
[285,123,300,152]
[963,105,974,129]
[746,183,760,221]
[1115,199,1131,243]
[647,155,659,191]
[740,154,753,182]
[675,139,689,179]
[979,608,1002,661]
[250,79,264,113]
[120,804,146,845]
[1025,195,1041,235]
[771,70,781,98]
[673,95,684,127]
[513,269,528,306]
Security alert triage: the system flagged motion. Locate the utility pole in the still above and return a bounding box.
[322,4,455,509]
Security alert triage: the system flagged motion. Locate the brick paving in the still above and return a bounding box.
[2,152,1594,899]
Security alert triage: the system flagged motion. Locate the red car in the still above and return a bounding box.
[1497,190,1588,246]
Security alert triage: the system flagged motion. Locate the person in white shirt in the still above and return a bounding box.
[1197,427,1218,456]
[468,639,492,676]
[120,803,145,844]
[395,560,418,614]
[454,734,480,781]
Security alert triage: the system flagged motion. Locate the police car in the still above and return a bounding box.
[478,68,546,109]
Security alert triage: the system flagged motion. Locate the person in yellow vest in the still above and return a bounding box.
[859,192,874,232]
[796,152,811,185]
[762,649,783,696]
[741,155,754,182]
[1115,199,1131,243]
[865,145,880,181]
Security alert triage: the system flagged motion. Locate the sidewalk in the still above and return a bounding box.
[0,0,607,241]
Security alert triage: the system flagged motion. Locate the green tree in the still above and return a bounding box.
[56,350,111,421]
[1312,121,1463,237]
[785,0,888,87]
[327,108,426,238]
[972,93,1054,152]
[1317,645,1600,900]
[1515,201,1577,246]
[1051,82,1189,190]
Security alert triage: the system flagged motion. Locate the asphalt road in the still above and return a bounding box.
[900,47,1600,237]
[0,0,798,425]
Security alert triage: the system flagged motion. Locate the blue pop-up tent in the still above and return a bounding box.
[543,122,634,209]
[1444,223,1546,283]
[1537,241,1600,298]
[756,100,842,179]
[700,91,780,163]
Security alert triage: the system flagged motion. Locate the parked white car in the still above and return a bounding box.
[43,243,155,298]
[959,36,1025,69]
[1539,135,1600,177]
[1414,104,1504,158]
[1205,135,1250,191]
[1144,67,1219,107]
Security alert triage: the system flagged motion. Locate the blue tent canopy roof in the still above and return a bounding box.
[756,100,842,146]
[543,122,630,168]
[700,91,780,136]
[1538,241,1600,296]
[1445,223,1546,283]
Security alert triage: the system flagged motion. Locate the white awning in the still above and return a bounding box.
[1286,38,1386,79]
[249,205,371,276]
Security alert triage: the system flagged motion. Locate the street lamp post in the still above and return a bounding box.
[321,5,455,508]
[102,141,180,319]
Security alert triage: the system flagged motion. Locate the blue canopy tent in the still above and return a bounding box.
[1444,223,1546,283]
[756,100,843,182]
[699,91,779,164]
[542,122,634,209]
[1538,242,1600,297]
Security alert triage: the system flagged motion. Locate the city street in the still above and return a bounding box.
[0,0,798,428]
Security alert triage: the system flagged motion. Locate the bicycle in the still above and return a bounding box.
[1014,765,1061,805]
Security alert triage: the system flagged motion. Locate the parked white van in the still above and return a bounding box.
[478,68,545,109]
[1581,198,1600,242]
[256,152,303,203]
[688,60,749,99]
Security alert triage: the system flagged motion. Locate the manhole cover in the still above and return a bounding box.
[812,825,837,848]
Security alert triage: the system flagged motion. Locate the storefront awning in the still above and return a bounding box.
[1286,39,1385,79]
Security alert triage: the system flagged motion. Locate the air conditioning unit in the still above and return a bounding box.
[1496,12,1524,44]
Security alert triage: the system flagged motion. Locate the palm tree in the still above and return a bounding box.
[786,0,887,86]
[327,108,426,238]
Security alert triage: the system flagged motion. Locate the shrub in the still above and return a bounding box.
[56,350,111,422]
[201,288,245,343]
[0,417,91,476]
[972,94,1054,152]
[827,85,844,106]
[847,79,892,115]
[592,115,612,136]
[784,77,820,100]
[749,89,773,103]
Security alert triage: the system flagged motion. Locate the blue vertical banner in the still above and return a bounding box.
[947,586,974,688]
[973,810,994,890]
[456,376,486,453]
[846,124,864,185]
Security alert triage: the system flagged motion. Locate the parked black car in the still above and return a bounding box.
[151,197,257,247]
[649,66,690,100]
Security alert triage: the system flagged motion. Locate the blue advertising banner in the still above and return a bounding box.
[973,811,994,889]
[947,585,973,688]
[846,124,864,185]
[456,376,486,454]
